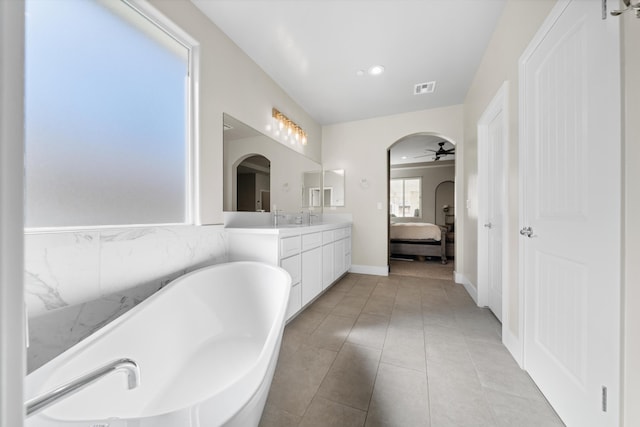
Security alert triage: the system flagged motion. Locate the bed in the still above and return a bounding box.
[389,222,447,264]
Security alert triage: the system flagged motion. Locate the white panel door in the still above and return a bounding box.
[478,82,508,324]
[521,1,620,425]
[486,109,505,321]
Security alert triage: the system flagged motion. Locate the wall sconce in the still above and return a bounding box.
[272,108,307,145]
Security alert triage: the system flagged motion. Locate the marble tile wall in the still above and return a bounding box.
[25,225,227,372]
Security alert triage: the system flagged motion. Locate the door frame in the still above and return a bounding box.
[477,81,511,351]
[0,1,26,425]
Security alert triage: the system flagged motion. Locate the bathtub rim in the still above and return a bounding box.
[25,261,292,424]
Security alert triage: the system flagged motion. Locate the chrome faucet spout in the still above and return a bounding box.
[26,358,140,417]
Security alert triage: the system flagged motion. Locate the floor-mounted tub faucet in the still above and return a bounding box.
[25,358,140,417]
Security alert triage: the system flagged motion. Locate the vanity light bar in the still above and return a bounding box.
[272,108,307,145]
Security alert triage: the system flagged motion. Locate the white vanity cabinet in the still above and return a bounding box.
[226,223,351,321]
[322,226,352,289]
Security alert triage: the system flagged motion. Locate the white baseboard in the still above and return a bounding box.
[454,271,478,304]
[349,264,389,276]
[503,324,524,368]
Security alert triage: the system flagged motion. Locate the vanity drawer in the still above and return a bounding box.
[280,254,301,284]
[302,232,322,251]
[280,235,301,258]
[333,227,346,240]
[322,230,335,244]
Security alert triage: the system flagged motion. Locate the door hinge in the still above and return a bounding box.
[602,386,608,412]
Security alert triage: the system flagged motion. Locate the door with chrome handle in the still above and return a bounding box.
[520,226,534,238]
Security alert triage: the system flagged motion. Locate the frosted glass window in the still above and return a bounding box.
[25,0,190,228]
[390,178,422,218]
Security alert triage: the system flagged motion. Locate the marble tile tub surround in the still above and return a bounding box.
[25,224,227,372]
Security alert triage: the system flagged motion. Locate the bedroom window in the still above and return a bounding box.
[24,0,194,229]
[390,178,422,218]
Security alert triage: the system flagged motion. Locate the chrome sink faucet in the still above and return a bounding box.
[273,210,285,226]
[26,358,140,417]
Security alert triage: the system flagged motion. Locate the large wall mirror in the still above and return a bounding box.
[223,114,322,212]
[323,169,345,207]
[302,171,322,208]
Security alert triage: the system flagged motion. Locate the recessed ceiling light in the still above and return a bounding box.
[368,65,385,76]
[401,156,408,160]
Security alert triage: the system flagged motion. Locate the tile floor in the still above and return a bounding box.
[259,261,565,427]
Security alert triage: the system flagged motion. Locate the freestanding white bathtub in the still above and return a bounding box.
[25,261,291,427]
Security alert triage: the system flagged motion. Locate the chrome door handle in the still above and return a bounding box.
[484,223,492,229]
[520,226,533,238]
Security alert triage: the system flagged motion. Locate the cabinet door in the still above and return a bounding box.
[322,243,334,289]
[302,246,322,306]
[280,254,301,285]
[286,283,302,320]
[334,238,345,279]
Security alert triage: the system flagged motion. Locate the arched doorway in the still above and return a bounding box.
[236,154,270,212]
[387,133,457,276]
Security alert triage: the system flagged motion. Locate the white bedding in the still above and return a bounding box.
[390,222,441,241]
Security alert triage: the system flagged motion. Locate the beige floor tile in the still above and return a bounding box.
[263,265,564,427]
[331,295,369,318]
[381,326,426,372]
[389,307,424,330]
[308,313,357,351]
[332,275,358,293]
[365,362,430,427]
[348,283,377,298]
[312,289,347,312]
[317,343,382,410]
[484,389,565,427]
[269,344,337,416]
[362,295,395,317]
[347,313,390,349]
[371,282,399,299]
[425,334,475,369]
[287,308,330,335]
[299,396,367,427]
[427,359,496,427]
[259,403,301,427]
[467,341,545,401]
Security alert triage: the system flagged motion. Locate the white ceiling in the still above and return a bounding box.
[389,134,455,165]
[191,0,506,126]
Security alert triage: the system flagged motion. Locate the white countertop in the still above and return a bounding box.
[224,221,352,236]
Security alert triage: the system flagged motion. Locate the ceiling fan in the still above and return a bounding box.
[414,141,455,161]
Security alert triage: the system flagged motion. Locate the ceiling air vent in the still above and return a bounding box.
[414,81,436,95]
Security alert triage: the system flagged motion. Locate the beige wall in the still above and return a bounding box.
[151,0,322,224]
[460,0,556,335]
[622,8,640,427]
[322,105,463,271]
